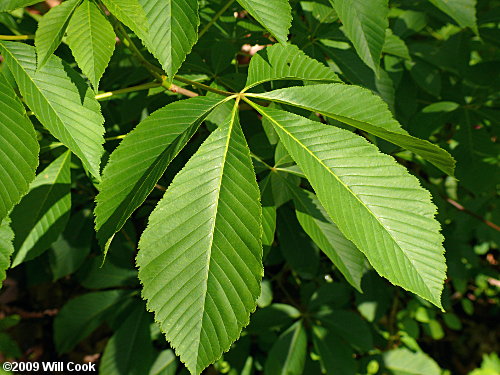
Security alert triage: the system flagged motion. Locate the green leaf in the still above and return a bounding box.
[0,0,41,12]
[54,290,133,354]
[139,0,199,80]
[95,96,224,250]
[35,0,81,69]
[312,325,356,375]
[248,103,446,308]
[66,0,116,90]
[0,73,39,222]
[100,302,155,375]
[137,103,263,374]
[383,348,440,375]
[264,321,307,375]
[235,0,292,44]
[428,0,477,33]
[245,44,340,89]
[331,0,388,74]
[291,187,366,291]
[0,41,105,179]
[250,84,455,176]
[0,218,14,284]
[9,152,71,268]
[101,0,150,47]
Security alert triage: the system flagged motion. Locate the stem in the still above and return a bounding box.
[444,196,500,232]
[250,152,273,170]
[198,0,235,38]
[173,75,233,96]
[0,34,34,40]
[95,81,161,100]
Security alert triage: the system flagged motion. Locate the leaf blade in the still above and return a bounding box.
[66,0,116,90]
[0,218,14,284]
[249,103,446,308]
[137,103,263,374]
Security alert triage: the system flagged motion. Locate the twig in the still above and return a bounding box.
[0,34,34,40]
[198,0,235,38]
[445,197,500,232]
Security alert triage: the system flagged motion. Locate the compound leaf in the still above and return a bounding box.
[0,41,105,179]
[66,0,116,90]
[0,74,39,222]
[139,0,199,80]
[236,0,292,44]
[10,151,71,268]
[249,103,446,308]
[95,96,224,251]
[252,84,455,176]
[331,0,388,74]
[137,103,263,374]
[35,0,81,69]
[245,44,340,89]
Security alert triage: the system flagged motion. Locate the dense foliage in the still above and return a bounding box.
[0,0,498,374]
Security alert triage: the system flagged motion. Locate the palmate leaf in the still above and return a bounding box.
[101,0,150,48]
[137,102,263,374]
[0,218,14,284]
[428,0,477,33]
[66,0,116,90]
[10,151,71,268]
[251,84,455,176]
[0,0,40,12]
[331,0,388,74]
[0,42,105,179]
[245,44,340,90]
[247,103,446,308]
[35,0,81,69]
[95,96,225,250]
[0,74,39,222]
[290,187,366,291]
[139,0,199,80]
[236,0,292,44]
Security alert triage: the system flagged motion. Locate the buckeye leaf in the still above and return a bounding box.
[0,42,105,179]
[35,0,81,69]
[139,0,199,80]
[245,44,340,89]
[66,0,116,90]
[137,103,263,374]
[0,0,41,12]
[0,74,39,222]
[331,0,388,74]
[247,103,446,308]
[95,96,225,251]
[10,151,71,267]
[236,0,292,44]
[291,187,367,292]
[250,84,455,176]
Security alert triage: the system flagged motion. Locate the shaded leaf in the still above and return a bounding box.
[383,348,440,375]
[10,152,71,268]
[428,0,477,33]
[0,218,14,284]
[0,0,41,12]
[312,325,356,375]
